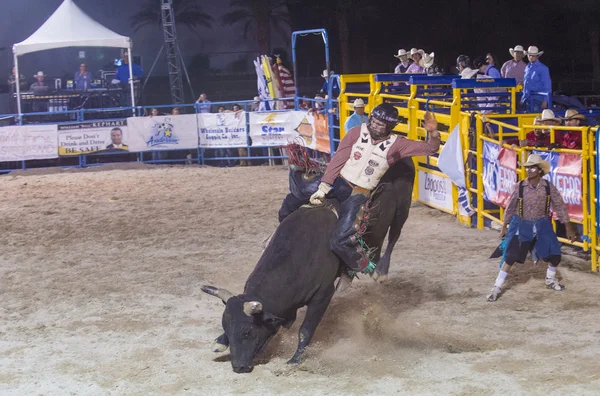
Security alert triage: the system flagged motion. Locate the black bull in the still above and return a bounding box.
[202,158,415,373]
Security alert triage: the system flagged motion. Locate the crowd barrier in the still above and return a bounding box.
[0,98,333,173]
[339,73,600,272]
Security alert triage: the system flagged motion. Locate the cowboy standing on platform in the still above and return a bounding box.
[487,154,577,302]
[521,46,551,112]
[310,104,440,283]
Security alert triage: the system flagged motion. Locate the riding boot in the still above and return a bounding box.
[330,185,377,274]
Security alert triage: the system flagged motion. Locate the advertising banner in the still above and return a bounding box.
[57,120,128,156]
[127,114,198,152]
[0,124,58,161]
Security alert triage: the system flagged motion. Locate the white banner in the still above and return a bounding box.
[418,170,454,213]
[249,111,296,146]
[248,111,330,152]
[198,112,247,148]
[126,114,199,152]
[57,120,128,156]
[0,124,58,161]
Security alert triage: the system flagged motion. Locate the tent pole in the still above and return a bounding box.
[13,52,22,124]
[127,45,135,116]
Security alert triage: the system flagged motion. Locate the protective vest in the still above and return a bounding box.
[340,124,397,190]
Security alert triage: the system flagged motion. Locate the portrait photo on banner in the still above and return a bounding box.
[57,120,128,156]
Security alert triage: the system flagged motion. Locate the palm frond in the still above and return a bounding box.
[221,10,253,25]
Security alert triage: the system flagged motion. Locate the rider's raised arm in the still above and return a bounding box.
[321,126,362,185]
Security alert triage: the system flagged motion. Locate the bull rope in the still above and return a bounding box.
[285,142,327,176]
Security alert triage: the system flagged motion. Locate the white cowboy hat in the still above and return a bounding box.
[525,46,544,57]
[321,69,335,78]
[520,154,550,175]
[33,71,46,78]
[422,52,435,68]
[509,45,524,56]
[410,48,425,56]
[537,109,561,124]
[353,98,365,108]
[460,67,478,79]
[564,109,586,121]
[394,49,409,58]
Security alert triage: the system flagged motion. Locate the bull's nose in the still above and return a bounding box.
[232,365,254,374]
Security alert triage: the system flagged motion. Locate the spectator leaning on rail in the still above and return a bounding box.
[196,93,212,113]
[320,69,340,98]
[423,52,443,76]
[556,109,586,150]
[487,154,577,302]
[505,109,562,148]
[393,49,413,74]
[501,45,527,85]
[344,98,368,131]
[521,46,551,112]
[474,56,501,78]
[308,104,440,287]
[405,48,425,74]
[456,54,472,74]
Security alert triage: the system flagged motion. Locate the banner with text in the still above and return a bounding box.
[482,141,518,208]
[533,150,583,222]
[198,112,247,148]
[418,170,454,213]
[58,120,129,156]
[127,114,198,152]
[0,124,58,161]
[249,111,330,153]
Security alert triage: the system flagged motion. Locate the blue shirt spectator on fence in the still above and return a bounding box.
[114,53,143,84]
[344,98,368,132]
[196,93,212,113]
[522,46,551,112]
[320,69,340,98]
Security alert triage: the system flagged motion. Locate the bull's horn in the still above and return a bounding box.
[201,285,233,303]
[211,340,229,353]
[243,301,263,316]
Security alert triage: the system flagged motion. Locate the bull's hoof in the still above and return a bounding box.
[211,341,229,353]
[286,356,301,365]
[372,272,387,283]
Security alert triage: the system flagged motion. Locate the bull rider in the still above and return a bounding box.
[309,103,441,283]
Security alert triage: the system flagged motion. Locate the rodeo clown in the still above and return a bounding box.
[309,103,440,283]
[487,154,577,302]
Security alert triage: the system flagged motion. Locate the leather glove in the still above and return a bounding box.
[309,182,332,206]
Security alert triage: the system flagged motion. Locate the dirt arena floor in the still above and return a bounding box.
[1,164,599,396]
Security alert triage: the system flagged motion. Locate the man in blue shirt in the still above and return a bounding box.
[344,98,368,132]
[521,46,551,113]
[115,53,143,84]
[74,63,92,91]
[320,69,340,98]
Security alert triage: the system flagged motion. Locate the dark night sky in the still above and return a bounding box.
[1,0,599,94]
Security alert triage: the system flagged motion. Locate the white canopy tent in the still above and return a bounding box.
[12,0,136,118]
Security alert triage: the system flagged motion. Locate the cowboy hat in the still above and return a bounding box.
[33,71,46,78]
[394,49,409,58]
[410,48,425,57]
[520,153,551,175]
[564,109,586,121]
[321,69,335,78]
[353,98,365,108]
[460,67,478,79]
[536,109,561,124]
[525,46,544,57]
[422,52,435,68]
[509,45,524,56]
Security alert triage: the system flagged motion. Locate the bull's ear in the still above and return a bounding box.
[201,285,233,304]
[243,301,263,316]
